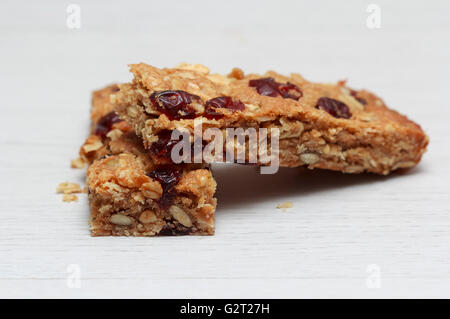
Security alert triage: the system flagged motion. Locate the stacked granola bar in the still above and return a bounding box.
[79,63,428,236]
[79,85,216,236]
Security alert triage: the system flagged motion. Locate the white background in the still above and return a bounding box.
[1,0,449,298]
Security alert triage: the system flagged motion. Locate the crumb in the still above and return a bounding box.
[56,182,83,194]
[228,67,244,80]
[71,157,86,169]
[277,201,293,212]
[62,194,78,202]
[82,139,103,153]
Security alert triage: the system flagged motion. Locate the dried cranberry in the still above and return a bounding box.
[149,130,182,161]
[158,225,191,236]
[148,167,181,187]
[204,96,245,119]
[350,89,367,105]
[158,188,178,210]
[150,90,201,120]
[94,111,122,137]
[208,96,245,111]
[147,166,182,210]
[278,82,303,100]
[249,77,302,100]
[249,78,280,97]
[316,97,351,119]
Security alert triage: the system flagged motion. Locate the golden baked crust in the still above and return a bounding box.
[114,63,428,175]
[82,85,216,236]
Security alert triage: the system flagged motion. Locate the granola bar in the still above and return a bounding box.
[114,63,428,175]
[82,85,216,236]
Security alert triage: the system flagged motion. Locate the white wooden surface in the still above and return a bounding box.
[1,0,449,298]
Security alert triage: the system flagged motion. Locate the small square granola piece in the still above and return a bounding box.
[87,154,215,236]
[81,85,216,236]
